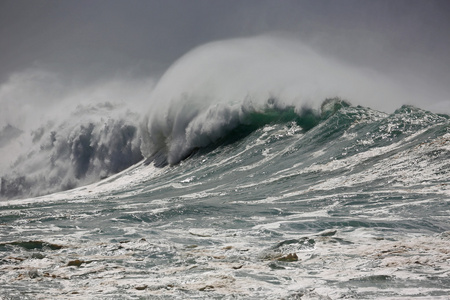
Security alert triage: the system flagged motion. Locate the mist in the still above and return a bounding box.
[1,0,449,198]
[0,72,155,198]
[2,0,449,109]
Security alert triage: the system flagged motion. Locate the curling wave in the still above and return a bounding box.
[141,97,350,167]
[1,35,442,199]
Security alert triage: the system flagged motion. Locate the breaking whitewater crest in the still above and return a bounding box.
[0,97,348,199]
[141,97,350,168]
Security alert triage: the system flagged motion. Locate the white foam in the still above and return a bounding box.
[0,161,163,207]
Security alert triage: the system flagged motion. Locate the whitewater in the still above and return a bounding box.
[0,37,449,299]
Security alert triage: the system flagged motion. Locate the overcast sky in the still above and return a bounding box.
[1,0,449,110]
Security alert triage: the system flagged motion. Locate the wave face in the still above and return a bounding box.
[169,103,450,201]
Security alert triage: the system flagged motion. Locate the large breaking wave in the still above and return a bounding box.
[141,97,349,167]
[0,36,446,199]
[139,36,405,167]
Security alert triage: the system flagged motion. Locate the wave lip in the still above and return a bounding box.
[141,97,349,167]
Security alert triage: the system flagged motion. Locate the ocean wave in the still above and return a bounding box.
[138,36,407,167]
[1,36,448,200]
[2,97,447,200]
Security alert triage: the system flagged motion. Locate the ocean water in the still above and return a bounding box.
[1,101,449,299]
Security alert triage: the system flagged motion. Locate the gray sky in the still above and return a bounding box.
[1,0,449,110]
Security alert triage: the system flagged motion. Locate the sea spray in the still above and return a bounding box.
[141,36,407,167]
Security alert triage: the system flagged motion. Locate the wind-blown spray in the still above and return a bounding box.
[140,36,407,166]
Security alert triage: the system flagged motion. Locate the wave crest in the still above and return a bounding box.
[141,97,348,167]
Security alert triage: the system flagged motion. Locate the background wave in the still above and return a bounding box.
[0,103,143,198]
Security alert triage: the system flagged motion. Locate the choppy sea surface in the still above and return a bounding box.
[1,104,449,299]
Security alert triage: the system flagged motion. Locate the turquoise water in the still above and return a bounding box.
[1,104,449,299]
